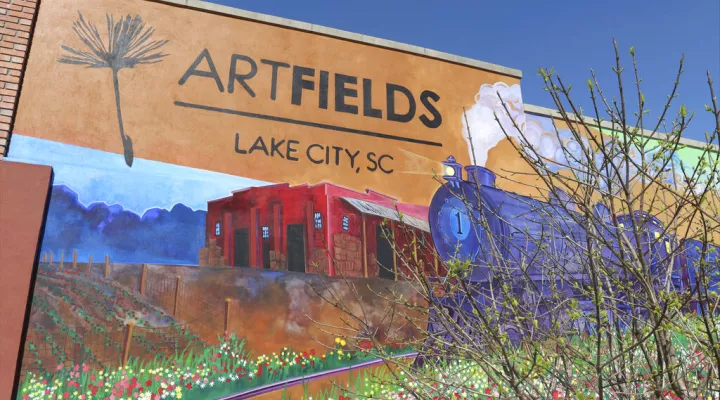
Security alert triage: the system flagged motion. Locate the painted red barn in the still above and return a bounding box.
[200,182,439,279]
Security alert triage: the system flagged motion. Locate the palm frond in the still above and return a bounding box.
[58,11,168,71]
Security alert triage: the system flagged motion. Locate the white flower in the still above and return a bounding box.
[209,381,215,387]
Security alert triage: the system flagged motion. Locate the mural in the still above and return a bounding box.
[7,0,715,398]
[6,0,520,397]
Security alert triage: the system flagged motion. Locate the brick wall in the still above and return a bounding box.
[0,0,37,159]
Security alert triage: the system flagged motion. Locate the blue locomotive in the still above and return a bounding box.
[425,156,719,343]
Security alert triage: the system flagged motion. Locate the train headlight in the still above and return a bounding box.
[441,156,463,184]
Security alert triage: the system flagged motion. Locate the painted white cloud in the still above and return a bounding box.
[462,82,526,166]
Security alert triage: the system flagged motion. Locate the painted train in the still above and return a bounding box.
[426,156,719,341]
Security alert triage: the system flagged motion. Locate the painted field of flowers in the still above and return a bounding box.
[308,330,720,400]
[18,332,412,400]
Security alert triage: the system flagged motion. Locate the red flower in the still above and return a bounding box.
[186,383,192,389]
[309,349,316,355]
[63,393,70,399]
[158,388,164,395]
[552,391,559,400]
[146,380,152,387]
[358,340,374,350]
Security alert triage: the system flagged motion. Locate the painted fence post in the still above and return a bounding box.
[59,251,64,268]
[173,276,181,317]
[41,252,47,263]
[48,251,53,266]
[87,254,92,277]
[122,322,135,367]
[224,298,232,333]
[72,250,77,270]
[104,255,110,278]
[139,264,147,295]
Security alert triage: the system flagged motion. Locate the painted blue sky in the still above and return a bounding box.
[7,135,270,214]
[209,0,720,142]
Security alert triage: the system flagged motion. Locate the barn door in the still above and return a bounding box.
[233,228,249,267]
[287,224,306,273]
[377,225,395,280]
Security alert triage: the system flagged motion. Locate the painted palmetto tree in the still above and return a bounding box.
[58,12,168,167]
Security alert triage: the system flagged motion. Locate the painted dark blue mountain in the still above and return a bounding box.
[41,185,206,264]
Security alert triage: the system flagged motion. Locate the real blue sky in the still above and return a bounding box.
[209,0,720,142]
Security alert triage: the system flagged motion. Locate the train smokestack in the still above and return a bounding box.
[465,165,496,187]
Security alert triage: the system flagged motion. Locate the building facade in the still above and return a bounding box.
[202,182,438,279]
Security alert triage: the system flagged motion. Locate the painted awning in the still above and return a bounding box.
[340,197,430,233]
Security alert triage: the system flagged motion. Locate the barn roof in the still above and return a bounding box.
[341,197,430,233]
